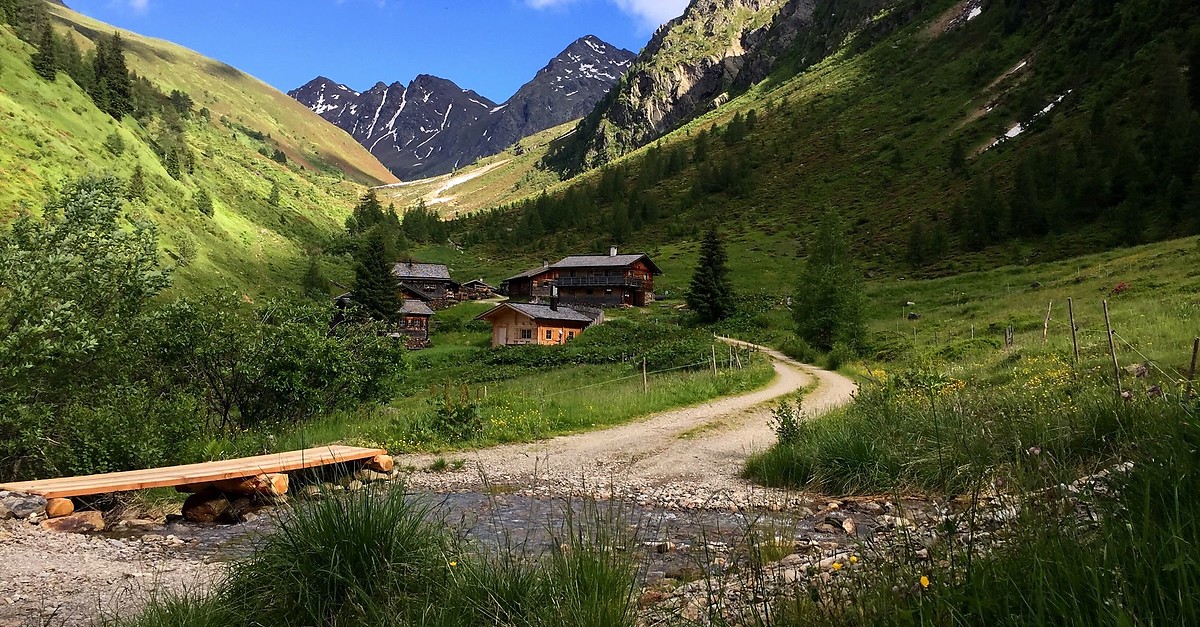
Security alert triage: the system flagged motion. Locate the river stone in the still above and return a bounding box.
[1,493,47,519]
[40,510,105,534]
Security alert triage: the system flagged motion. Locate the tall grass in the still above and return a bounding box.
[107,485,639,627]
[753,398,1200,626]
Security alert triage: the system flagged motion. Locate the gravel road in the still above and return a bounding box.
[401,340,858,509]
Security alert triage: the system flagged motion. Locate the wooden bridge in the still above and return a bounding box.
[0,445,389,499]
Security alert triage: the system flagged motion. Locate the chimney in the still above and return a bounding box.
[609,246,618,257]
[550,286,560,311]
[543,259,549,268]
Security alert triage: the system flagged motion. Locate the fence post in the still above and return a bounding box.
[1103,300,1121,396]
[643,358,649,395]
[1187,337,1199,399]
[1042,301,1053,344]
[1068,298,1080,365]
[712,345,718,376]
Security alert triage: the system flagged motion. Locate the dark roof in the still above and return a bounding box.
[461,278,495,289]
[503,265,553,283]
[551,253,662,274]
[475,302,593,324]
[401,300,435,317]
[398,282,435,302]
[392,262,451,281]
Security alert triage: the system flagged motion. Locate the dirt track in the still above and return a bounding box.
[401,340,858,508]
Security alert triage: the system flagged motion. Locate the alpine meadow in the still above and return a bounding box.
[1,0,1199,625]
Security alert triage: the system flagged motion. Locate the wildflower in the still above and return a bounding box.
[449,561,458,568]
[920,575,930,588]
[849,556,858,565]
[832,562,843,571]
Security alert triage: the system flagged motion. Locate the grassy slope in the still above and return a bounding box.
[375,120,573,217]
[0,5,398,297]
[437,0,1194,297]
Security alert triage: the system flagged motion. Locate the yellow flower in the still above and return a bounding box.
[849,556,858,565]
[920,575,930,589]
[449,561,458,568]
[832,562,843,571]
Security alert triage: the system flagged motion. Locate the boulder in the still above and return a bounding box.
[182,490,230,523]
[1,493,47,519]
[40,510,105,533]
[46,498,75,518]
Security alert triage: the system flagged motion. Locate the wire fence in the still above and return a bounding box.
[533,342,761,399]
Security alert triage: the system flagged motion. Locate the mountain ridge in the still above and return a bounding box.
[289,35,634,181]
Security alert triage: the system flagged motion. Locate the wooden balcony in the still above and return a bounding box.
[554,275,645,289]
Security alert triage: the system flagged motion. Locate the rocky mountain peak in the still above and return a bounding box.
[291,36,633,180]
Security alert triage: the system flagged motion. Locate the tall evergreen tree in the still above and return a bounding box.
[353,231,400,323]
[30,26,57,81]
[301,254,329,299]
[793,211,865,351]
[686,226,736,323]
[90,32,133,119]
[268,181,281,208]
[126,164,147,202]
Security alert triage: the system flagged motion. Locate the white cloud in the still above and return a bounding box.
[127,0,149,12]
[525,0,689,29]
[610,0,689,28]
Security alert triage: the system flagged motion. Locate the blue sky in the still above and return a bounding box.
[64,0,689,103]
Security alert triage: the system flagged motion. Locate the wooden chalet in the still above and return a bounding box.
[392,261,458,309]
[500,262,554,300]
[502,248,662,307]
[393,300,435,349]
[458,278,497,301]
[475,301,602,348]
[333,294,435,350]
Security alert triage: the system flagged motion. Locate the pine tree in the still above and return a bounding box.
[268,181,281,207]
[906,219,926,267]
[793,211,865,351]
[126,164,147,202]
[301,254,329,299]
[90,32,132,119]
[195,189,213,217]
[353,231,400,323]
[948,139,967,174]
[31,26,57,81]
[685,226,735,323]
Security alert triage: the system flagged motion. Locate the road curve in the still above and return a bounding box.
[398,340,857,508]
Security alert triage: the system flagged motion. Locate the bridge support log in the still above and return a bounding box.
[366,454,394,473]
[178,473,289,498]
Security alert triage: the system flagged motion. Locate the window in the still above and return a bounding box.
[568,331,576,340]
[520,329,532,340]
[545,329,553,340]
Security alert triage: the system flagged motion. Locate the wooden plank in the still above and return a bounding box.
[0,446,386,499]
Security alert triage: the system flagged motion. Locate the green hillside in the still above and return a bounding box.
[0,2,397,296]
[439,0,1200,291]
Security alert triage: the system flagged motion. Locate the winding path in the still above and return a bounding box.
[400,340,857,508]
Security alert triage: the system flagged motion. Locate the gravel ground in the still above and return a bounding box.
[0,519,228,627]
[400,340,858,511]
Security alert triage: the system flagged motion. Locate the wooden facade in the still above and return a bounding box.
[501,249,662,308]
[392,262,457,309]
[394,300,434,349]
[475,303,598,348]
[458,279,497,301]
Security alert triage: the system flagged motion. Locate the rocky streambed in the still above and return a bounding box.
[1,478,962,627]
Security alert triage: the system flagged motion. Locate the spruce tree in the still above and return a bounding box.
[686,226,735,323]
[301,254,329,299]
[31,26,57,81]
[91,32,132,119]
[194,188,213,217]
[126,164,147,202]
[793,211,865,351]
[268,181,281,207]
[353,230,400,323]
